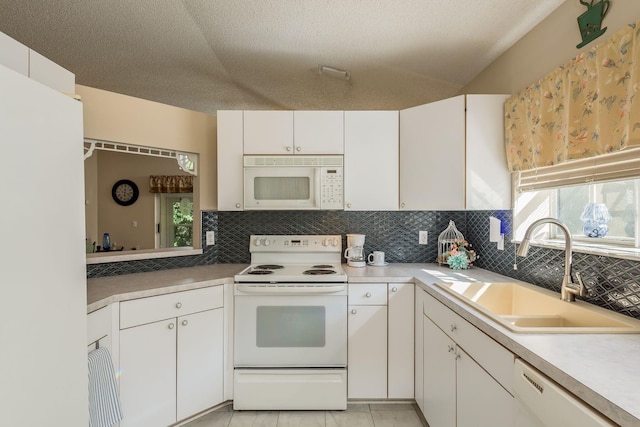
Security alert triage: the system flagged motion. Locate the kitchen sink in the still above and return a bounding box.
[433,281,640,333]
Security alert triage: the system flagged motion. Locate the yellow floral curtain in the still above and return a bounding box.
[149,175,193,193]
[505,19,640,172]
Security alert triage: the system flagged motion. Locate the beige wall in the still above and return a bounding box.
[76,84,218,210]
[94,150,191,251]
[462,1,640,95]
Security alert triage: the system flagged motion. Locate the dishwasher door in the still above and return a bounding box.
[513,359,615,427]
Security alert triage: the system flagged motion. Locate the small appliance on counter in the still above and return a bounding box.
[344,233,366,267]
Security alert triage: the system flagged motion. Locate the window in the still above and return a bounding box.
[158,194,194,248]
[513,149,640,257]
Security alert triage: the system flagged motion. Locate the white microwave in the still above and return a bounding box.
[243,156,344,210]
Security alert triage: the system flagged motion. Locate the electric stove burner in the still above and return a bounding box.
[312,264,334,269]
[255,264,284,270]
[247,270,274,275]
[303,269,337,275]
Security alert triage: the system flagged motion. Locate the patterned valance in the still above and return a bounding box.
[505,19,640,172]
[149,175,193,193]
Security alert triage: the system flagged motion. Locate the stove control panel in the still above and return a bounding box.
[249,235,342,252]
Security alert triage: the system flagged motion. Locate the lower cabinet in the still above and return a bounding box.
[119,286,224,427]
[348,282,414,399]
[420,288,514,427]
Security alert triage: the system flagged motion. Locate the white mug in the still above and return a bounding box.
[368,251,385,265]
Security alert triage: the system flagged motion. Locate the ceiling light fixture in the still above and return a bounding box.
[318,65,350,81]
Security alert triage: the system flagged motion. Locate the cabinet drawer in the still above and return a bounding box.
[424,291,514,393]
[120,286,223,329]
[348,283,387,305]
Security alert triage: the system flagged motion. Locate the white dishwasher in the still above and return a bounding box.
[513,359,615,427]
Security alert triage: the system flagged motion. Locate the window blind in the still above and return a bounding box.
[516,148,640,192]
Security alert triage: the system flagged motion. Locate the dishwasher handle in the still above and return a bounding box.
[235,284,346,295]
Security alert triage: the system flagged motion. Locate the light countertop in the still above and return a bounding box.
[87,263,640,425]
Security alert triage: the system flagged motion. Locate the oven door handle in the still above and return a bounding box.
[235,284,346,294]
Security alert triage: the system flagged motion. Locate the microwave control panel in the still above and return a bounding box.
[320,167,344,209]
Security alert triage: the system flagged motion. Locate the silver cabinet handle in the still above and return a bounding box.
[286,146,292,151]
[391,287,398,292]
[182,320,188,326]
[365,292,372,298]
[346,203,352,208]
[176,302,182,309]
[351,309,357,314]
[450,324,457,332]
[168,323,175,330]
[235,203,241,208]
[401,203,405,208]
[296,146,301,152]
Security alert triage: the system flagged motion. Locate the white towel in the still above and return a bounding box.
[88,347,123,427]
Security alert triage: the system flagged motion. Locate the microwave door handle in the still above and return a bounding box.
[314,168,322,208]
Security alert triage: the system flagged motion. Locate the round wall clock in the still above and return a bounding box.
[112,179,139,206]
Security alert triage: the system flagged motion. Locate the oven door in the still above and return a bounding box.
[244,166,321,210]
[234,284,347,367]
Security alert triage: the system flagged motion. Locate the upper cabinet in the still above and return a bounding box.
[244,111,294,154]
[217,110,245,211]
[243,110,344,155]
[0,31,74,94]
[344,111,398,210]
[399,94,510,211]
[294,111,344,154]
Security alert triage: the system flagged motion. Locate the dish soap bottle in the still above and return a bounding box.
[102,233,111,251]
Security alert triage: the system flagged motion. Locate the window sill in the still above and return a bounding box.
[511,239,640,262]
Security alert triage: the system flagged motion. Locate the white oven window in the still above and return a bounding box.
[256,306,325,347]
[254,177,310,200]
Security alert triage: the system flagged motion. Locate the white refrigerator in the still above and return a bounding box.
[0,64,87,425]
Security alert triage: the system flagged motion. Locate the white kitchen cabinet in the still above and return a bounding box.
[414,286,425,413]
[120,319,177,427]
[348,283,387,398]
[348,304,388,399]
[177,308,224,420]
[119,286,224,426]
[423,316,456,427]
[243,110,294,154]
[294,110,344,154]
[217,110,244,210]
[387,282,414,398]
[400,94,510,210]
[421,290,514,427]
[347,282,414,399]
[344,111,399,210]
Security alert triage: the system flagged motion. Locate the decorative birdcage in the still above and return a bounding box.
[437,220,465,265]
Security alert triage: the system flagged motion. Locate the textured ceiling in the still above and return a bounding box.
[0,0,564,114]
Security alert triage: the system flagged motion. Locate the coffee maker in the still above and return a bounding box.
[344,234,366,267]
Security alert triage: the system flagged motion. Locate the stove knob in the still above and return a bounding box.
[332,238,339,247]
[322,239,329,247]
[263,239,271,247]
[254,238,262,246]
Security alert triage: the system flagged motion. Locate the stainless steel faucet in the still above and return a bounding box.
[516,217,586,302]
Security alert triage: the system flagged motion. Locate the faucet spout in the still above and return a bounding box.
[517,218,586,302]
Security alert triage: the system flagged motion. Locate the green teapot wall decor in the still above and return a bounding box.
[576,0,610,48]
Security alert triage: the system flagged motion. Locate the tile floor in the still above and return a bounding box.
[183,403,427,427]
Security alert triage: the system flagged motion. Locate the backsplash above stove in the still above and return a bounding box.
[87,209,640,319]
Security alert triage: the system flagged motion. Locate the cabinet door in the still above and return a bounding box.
[294,110,344,154]
[217,110,244,210]
[244,110,294,154]
[120,320,177,427]
[0,31,28,76]
[414,288,426,414]
[400,96,465,210]
[423,316,456,427]
[465,94,511,210]
[177,308,224,421]
[348,304,387,399]
[457,347,514,427]
[28,49,75,94]
[388,283,414,399]
[344,111,399,210]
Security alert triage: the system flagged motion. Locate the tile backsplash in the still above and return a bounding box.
[88,209,640,319]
